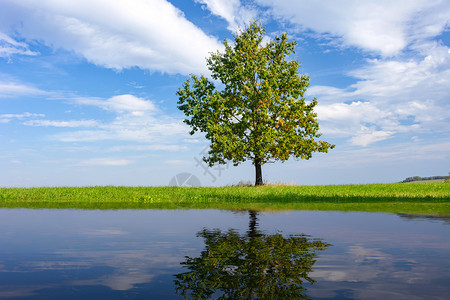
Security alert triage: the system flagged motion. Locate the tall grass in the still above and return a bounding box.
[0,182,448,214]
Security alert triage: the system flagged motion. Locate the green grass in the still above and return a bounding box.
[1,182,449,214]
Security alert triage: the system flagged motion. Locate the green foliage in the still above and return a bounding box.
[174,211,330,299]
[402,175,449,183]
[177,21,334,185]
[402,176,423,182]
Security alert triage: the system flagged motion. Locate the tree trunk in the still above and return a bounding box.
[247,210,260,237]
[254,157,263,186]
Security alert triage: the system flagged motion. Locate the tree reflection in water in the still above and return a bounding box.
[174,211,331,299]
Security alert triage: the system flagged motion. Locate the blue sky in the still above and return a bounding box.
[0,0,449,187]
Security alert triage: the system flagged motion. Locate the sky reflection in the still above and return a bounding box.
[0,209,449,299]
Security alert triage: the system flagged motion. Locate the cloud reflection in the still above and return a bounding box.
[309,242,447,299]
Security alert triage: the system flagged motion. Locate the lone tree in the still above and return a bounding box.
[177,21,334,186]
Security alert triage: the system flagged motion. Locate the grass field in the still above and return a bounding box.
[1,182,449,214]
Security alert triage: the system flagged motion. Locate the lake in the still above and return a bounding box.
[0,209,449,299]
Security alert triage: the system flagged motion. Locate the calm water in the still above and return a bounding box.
[0,209,449,299]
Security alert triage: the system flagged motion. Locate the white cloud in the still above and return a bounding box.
[82,229,127,236]
[315,97,447,147]
[347,43,450,102]
[24,119,99,128]
[256,0,450,56]
[0,112,45,123]
[165,159,190,165]
[77,158,134,166]
[195,0,258,31]
[0,0,224,74]
[54,118,187,143]
[311,42,450,145]
[316,102,388,125]
[350,130,393,147]
[106,144,188,152]
[74,94,157,114]
[0,88,190,146]
[316,101,396,146]
[0,32,38,58]
[40,94,190,144]
[0,81,49,98]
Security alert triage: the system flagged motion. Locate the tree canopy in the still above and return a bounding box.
[177,21,334,185]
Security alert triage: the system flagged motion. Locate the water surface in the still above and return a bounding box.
[0,209,449,299]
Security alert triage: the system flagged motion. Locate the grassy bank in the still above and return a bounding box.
[1,182,449,214]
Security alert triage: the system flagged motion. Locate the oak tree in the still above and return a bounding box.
[177,21,334,186]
